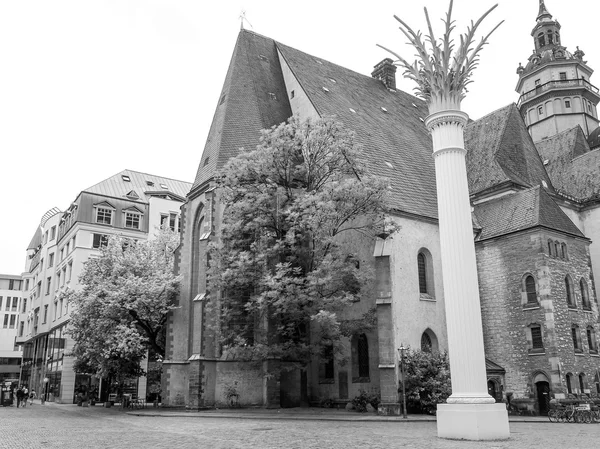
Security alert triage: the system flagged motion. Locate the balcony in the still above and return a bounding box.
[517,78,599,108]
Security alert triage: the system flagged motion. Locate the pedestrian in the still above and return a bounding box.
[22,386,28,408]
[29,390,37,406]
[15,386,23,408]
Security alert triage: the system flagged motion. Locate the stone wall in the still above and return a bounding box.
[477,227,599,406]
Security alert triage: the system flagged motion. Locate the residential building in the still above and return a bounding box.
[0,274,23,387]
[163,0,600,415]
[17,170,191,403]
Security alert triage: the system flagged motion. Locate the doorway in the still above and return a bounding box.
[536,381,550,416]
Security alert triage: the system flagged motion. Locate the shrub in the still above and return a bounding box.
[400,349,451,415]
[351,389,380,412]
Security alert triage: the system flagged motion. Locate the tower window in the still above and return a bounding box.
[565,276,576,308]
[538,106,544,116]
[572,324,583,352]
[547,31,553,45]
[351,334,370,382]
[581,279,591,310]
[565,100,571,109]
[530,325,544,351]
[559,72,567,81]
[537,33,545,48]
[524,275,538,305]
[587,327,597,354]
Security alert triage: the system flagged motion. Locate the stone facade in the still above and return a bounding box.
[477,227,599,413]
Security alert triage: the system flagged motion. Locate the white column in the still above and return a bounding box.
[426,109,493,404]
[426,106,510,440]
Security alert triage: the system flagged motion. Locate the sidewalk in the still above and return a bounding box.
[124,405,550,423]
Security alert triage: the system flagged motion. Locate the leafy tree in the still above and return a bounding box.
[65,227,180,382]
[208,116,395,367]
[400,349,451,415]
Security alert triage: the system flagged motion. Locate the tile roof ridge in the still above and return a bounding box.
[122,169,192,185]
[275,41,426,105]
[467,103,515,126]
[533,125,580,143]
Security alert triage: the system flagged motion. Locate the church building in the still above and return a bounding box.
[163,1,600,415]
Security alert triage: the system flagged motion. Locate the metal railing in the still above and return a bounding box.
[518,78,599,108]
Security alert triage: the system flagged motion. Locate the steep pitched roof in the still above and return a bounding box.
[84,169,192,202]
[535,126,600,200]
[465,104,554,196]
[191,31,292,192]
[26,227,42,250]
[276,42,436,218]
[473,186,584,241]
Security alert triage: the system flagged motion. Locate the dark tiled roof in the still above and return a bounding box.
[276,42,436,218]
[588,126,600,150]
[485,358,506,374]
[84,169,192,202]
[474,186,584,241]
[191,31,292,192]
[535,126,600,200]
[465,104,554,196]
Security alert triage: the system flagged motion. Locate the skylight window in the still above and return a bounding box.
[381,107,388,112]
[258,54,269,62]
[322,87,330,92]
[384,162,394,169]
[268,92,277,100]
[146,180,154,187]
[329,78,336,83]
[160,183,168,190]
[412,103,418,108]
[316,60,323,65]
[419,117,424,122]
[349,108,356,113]
[122,175,131,182]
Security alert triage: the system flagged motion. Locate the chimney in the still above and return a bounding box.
[371,58,397,90]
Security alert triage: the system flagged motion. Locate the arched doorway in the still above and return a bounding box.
[487,380,499,402]
[533,372,551,416]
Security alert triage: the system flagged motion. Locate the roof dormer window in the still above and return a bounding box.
[122,175,131,182]
[160,183,168,190]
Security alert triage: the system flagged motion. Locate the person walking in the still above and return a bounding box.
[21,386,28,408]
[15,386,23,408]
[29,390,37,406]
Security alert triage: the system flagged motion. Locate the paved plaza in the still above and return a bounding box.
[0,402,598,449]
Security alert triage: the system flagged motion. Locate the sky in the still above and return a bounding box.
[1,0,598,275]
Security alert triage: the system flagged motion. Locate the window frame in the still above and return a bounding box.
[523,275,538,306]
[124,211,142,230]
[95,206,114,225]
[572,324,583,353]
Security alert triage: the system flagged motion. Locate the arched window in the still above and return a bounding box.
[566,373,574,394]
[580,279,591,310]
[417,249,435,298]
[351,334,370,382]
[586,326,597,354]
[421,332,432,352]
[579,373,586,394]
[538,33,545,48]
[420,329,439,352]
[572,324,582,352]
[524,275,537,305]
[548,240,554,256]
[417,253,427,294]
[565,276,575,308]
[547,30,553,44]
[561,243,567,259]
[554,241,560,257]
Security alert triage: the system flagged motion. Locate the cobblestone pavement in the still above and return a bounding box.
[1,402,598,449]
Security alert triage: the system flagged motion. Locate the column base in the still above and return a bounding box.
[437,403,509,441]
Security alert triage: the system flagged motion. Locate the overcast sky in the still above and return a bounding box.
[1,0,598,275]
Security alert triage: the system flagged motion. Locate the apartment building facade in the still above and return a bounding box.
[17,170,191,403]
[0,274,23,387]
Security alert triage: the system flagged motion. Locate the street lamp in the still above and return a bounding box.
[42,377,49,405]
[398,345,407,419]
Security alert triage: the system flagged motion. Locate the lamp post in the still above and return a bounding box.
[398,345,407,419]
[42,377,49,405]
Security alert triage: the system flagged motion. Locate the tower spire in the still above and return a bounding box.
[537,0,552,21]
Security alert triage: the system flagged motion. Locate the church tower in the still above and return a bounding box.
[516,1,599,141]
